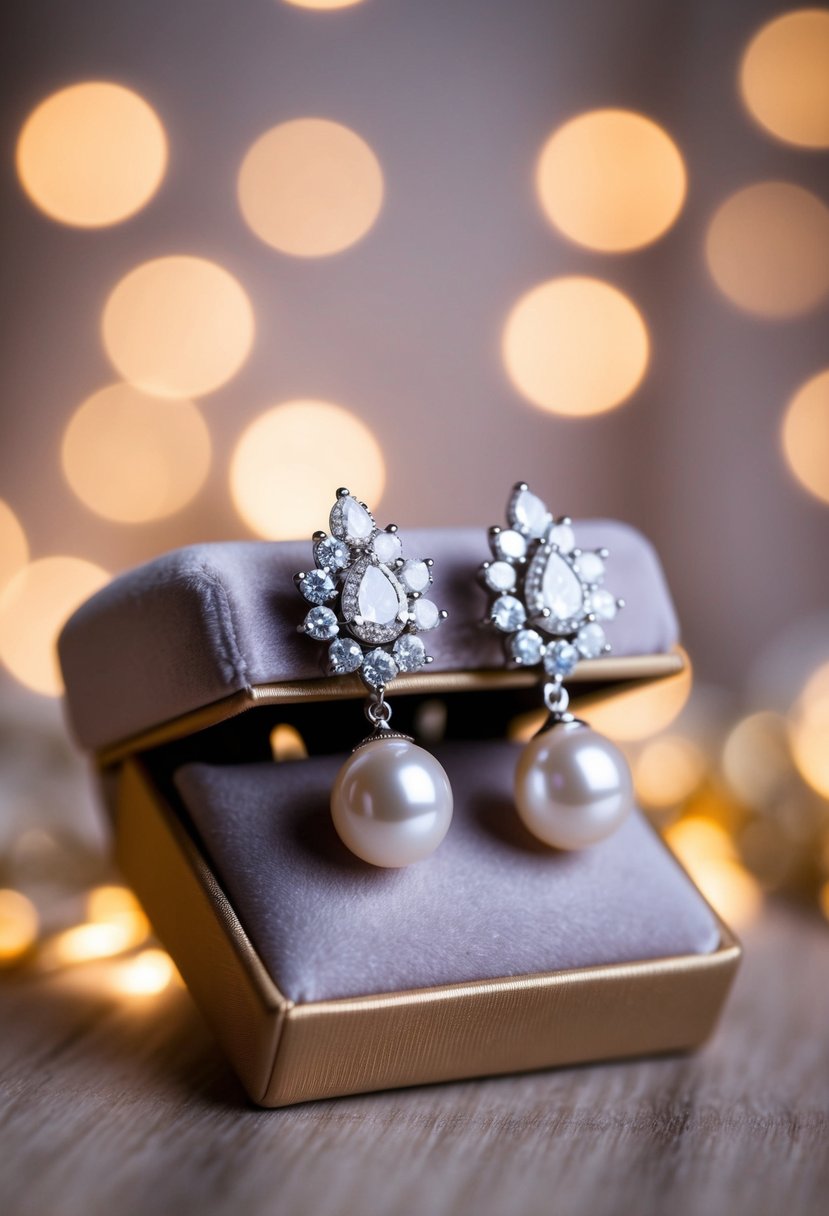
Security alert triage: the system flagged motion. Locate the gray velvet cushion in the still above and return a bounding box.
[59,524,679,751]
[174,741,719,1004]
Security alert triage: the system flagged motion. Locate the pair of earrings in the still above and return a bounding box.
[293,484,634,868]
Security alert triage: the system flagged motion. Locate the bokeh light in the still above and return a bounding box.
[0,501,29,593]
[705,182,829,317]
[789,662,829,798]
[0,889,38,965]
[62,383,211,523]
[238,118,384,256]
[16,82,167,227]
[44,921,139,967]
[584,664,692,742]
[231,399,386,538]
[782,368,829,505]
[740,10,829,149]
[102,256,254,397]
[502,276,649,416]
[86,884,149,940]
[270,723,308,761]
[0,556,109,696]
[664,816,763,928]
[112,948,176,996]
[722,711,792,807]
[536,109,686,252]
[633,734,707,809]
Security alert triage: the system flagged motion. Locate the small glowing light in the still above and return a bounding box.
[536,109,686,252]
[583,664,692,742]
[502,276,649,416]
[789,662,829,798]
[270,723,308,761]
[62,383,211,523]
[0,889,38,964]
[46,921,136,966]
[231,400,385,539]
[238,118,384,256]
[740,10,829,149]
[86,885,149,940]
[0,556,109,696]
[102,256,255,398]
[705,182,829,317]
[633,734,707,809]
[819,880,829,921]
[664,816,762,927]
[112,948,175,996]
[16,82,167,227]
[0,500,29,593]
[721,711,791,807]
[782,368,829,506]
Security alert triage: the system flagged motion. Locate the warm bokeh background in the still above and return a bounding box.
[1,0,828,978]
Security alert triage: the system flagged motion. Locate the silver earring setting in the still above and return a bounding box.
[295,488,453,867]
[482,483,634,850]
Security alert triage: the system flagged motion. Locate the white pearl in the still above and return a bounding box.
[331,737,453,868]
[514,721,633,850]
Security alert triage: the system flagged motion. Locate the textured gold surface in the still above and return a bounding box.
[115,751,740,1109]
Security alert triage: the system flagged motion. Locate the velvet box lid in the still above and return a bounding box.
[57,522,739,1107]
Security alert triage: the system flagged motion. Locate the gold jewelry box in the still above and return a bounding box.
[59,525,740,1107]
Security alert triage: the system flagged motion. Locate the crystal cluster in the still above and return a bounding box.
[480,483,623,678]
[295,489,446,689]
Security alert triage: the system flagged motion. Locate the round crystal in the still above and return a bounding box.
[495,529,526,560]
[328,638,362,674]
[393,634,426,672]
[549,523,575,554]
[413,598,440,630]
[314,535,350,572]
[589,588,617,620]
[509,629,543,665]
[491,595,526,632]
[361,648,399,687]
[575,552,605,584]
[484,561,516,592]
[576,622,606,659]
[400,559,430,593]
[544,640,579,677]
[304,606,338,640]
[299,569,336,605]
[372,531,402,565]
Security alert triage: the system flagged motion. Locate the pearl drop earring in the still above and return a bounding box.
[481,483,634,850]
[295,487,453,867]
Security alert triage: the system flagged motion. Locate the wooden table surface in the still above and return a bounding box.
[1,901,827,1216]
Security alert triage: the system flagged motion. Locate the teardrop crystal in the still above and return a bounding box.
[541,551,584,622]
[358,564,401,625]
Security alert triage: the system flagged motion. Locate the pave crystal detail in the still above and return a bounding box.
[329,494,375,544]
[297,490,445,690]
[303,606,339,640]
[341,556,407,645]
[481,483,622,678]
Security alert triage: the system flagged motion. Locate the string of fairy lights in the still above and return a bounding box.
[1,5,829,989]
